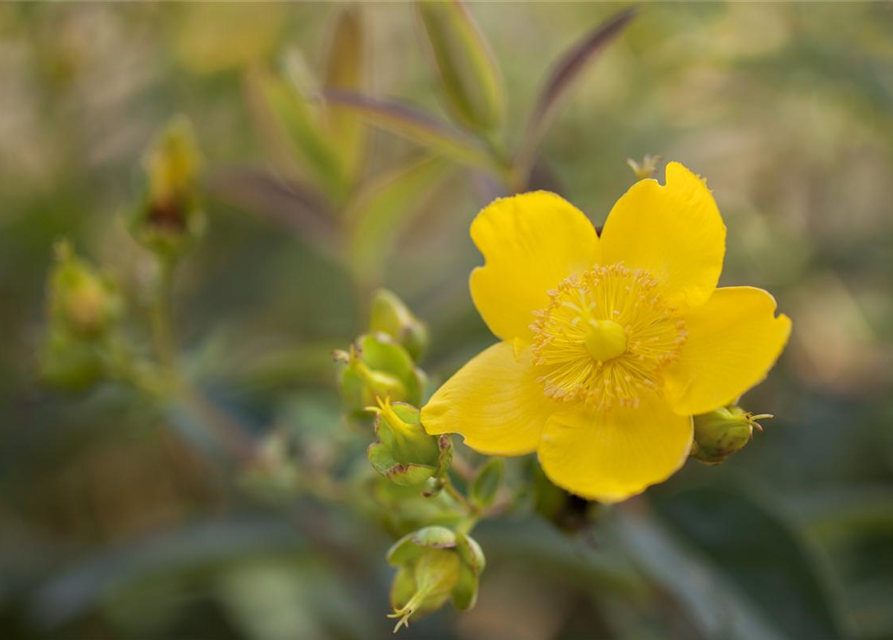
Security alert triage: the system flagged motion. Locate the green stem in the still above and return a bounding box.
[152,256,177,368]
[443,475,482,533]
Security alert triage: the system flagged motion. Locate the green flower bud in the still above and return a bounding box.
[691,405,771,465]
[336,333,425,420]
[130,116,206,259]
[367,398,452,486]
[369,289,429,361]
[39,327,104,390]
[362,474,465,538]
[386,526,485,631]
[48,241,123,339]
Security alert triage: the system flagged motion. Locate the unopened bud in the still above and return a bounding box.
[336,334,425,419]
[691,405,771,465]
[131,116,206,258]
[48,241,122,338]
[39,328,104,390]
[386,526,485,631]
[369,289,429,361]
[626,154,662,181]
[367,398,452,486]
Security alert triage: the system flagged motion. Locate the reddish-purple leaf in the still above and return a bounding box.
[519,8,637,172]
[206,165,336,246]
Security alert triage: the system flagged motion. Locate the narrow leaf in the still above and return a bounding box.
[321,7,367,182]
[206,166,336,247]
[470,458,504,509]
[323,90,495,170]
[614,503,789,640]
[653,486,851,640]
[519,8,637,171]
[416,0,504,131]
[247,68,348,204]
[345,156,453,287]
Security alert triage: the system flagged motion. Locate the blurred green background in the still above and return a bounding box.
[2,2,893,639]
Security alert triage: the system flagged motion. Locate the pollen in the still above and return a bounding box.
[530,263,687,410]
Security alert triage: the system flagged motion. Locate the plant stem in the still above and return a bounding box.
[152,256,177,368]
[443,475,480,520]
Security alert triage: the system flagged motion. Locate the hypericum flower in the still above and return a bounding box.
[421,163,791,503]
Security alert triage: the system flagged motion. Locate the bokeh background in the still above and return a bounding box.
[2,2,893,639]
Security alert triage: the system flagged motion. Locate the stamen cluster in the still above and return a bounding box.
[530,263,687,410]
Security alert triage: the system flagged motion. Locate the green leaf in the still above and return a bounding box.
[248,68,348,205]
[206,166,336,247]
[345,156,453,287]
[652,486,850,640]
[613,504,788,640]
[321,6,367,183]
[469,458,503,510]
[415,0,504,131]
[323,90,495,169]
[518,8,636,174]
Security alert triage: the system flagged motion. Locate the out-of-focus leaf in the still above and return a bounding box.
[323,90,495,170]
[247,68,348,205]
[613,503,788,640]
[217,562,325,640]
[415,0,504,132]
[345,156,453,286]
[791,487,893,639]
[473,518,646,599]
[792,486,893,542]
[470,458,503,510]
[518,8,637,173]
[321,6,367,183]
[206,166,336,248]
[27,518,306,630]
[651,485,851,640]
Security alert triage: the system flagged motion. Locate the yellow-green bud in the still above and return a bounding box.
[367,399,452,486]
[48,241,122,339]
[336,334,425,420]
[691,405,771,465]
[130,116,206,259]
[386,527,485,631]
[39,328,104,390]
[369,289,429,361]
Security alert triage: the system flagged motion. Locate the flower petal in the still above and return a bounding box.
[538,398,693,503]
[421,341,557,455]
[470,191,600,341]
[663,286,791,416]
[600,162,726,308]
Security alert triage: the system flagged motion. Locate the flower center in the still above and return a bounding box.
[584,320,627,362]
[531,263,687,410]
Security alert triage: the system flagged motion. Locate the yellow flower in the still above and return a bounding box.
[421,163,791,503]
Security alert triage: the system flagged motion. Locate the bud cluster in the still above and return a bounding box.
[387,526,486,632]
[336,289,488,630]
[40,116,207,394]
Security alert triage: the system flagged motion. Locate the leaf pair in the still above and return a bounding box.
[326,3,637,192]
